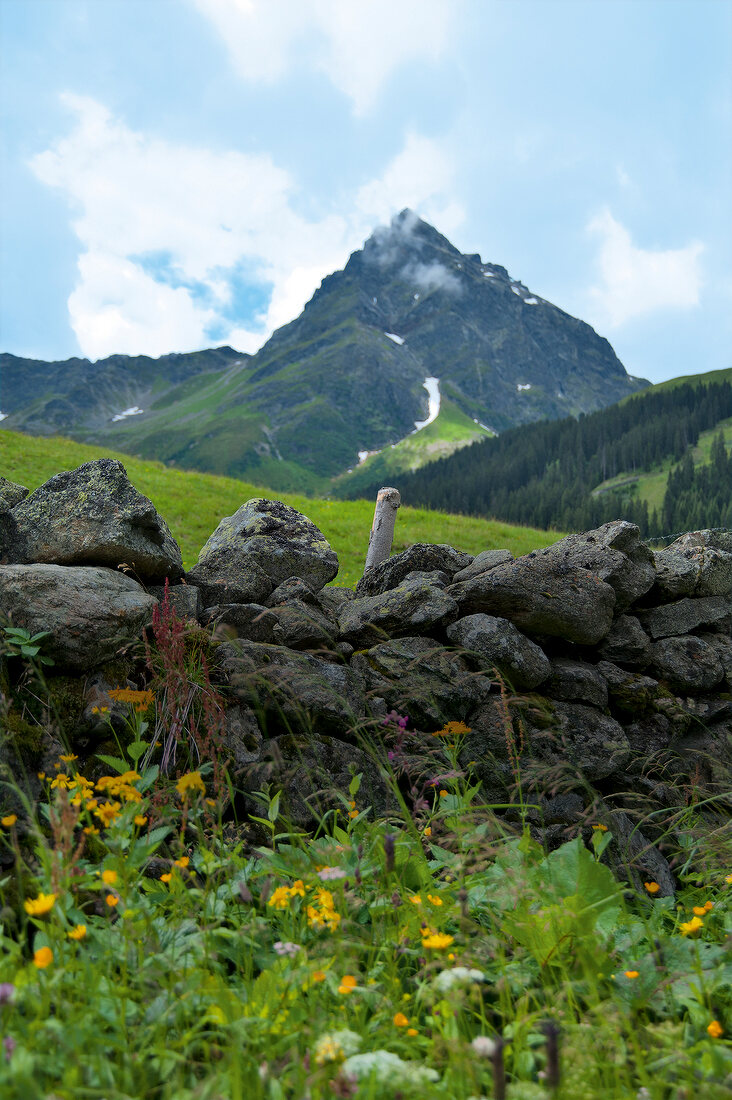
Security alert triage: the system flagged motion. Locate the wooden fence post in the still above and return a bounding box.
[363,487,401,574]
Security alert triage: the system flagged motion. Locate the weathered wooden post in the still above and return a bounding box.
[363,486,401,574]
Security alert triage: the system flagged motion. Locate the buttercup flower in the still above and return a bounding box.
[105,893,120,907]
[24,892,57,917]
[644,881,660,894]
[422,932,455,950]
[1,815,17,827]
[101,869,118,885]
[624,970,639,979]
[338,974,358,994]
[67,924,87,940]
[176,771,205,797]
[707,1020,724,1039]
[393,1012,409,1027]
[679,915,704,935]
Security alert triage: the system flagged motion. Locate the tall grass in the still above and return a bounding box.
[1,607,731,1099]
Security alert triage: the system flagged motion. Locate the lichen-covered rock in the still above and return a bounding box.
[203,603,279,644]
[451,549,514,584]
[355,543,472,597]
[648,636,724,693]
[637,596,730,639]
[651,532,732,601]
[445,613,551,690]
[351,636,491,730]
[521,700,630,781]
[596,614,651,667]
[148,583,202,622]
[265,576,319,607]
[339,575,458,649]
[448,556,616,645]
[545,658,608,708]
[605,810,675,898]
[3,460,183,582]
[268,599,337,651]
[215,640,365,739]
[0,476,29,510]
[0,564,157,673]
[541,521,656,612]
[187,498,338,605]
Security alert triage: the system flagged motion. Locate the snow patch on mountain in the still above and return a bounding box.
[112,406,144,422]
[413,377,440,431]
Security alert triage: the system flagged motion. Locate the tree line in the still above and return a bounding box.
[351,379,731,538]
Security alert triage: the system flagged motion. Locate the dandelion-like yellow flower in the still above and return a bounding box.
[108,687,154,712]
[311,970,326,983]
[393,1012,409,1027]
[624,970,639,979]
[1,814,17,827]
[348,810,359,819]
[427,894,443,907]
[33,946,53,969]
[176,771,205,797]
[268,886,292,910]
[423,826,432,837]
[408,895,423,906]
[421,932,455,950]
[644,881,660,894]
[160,873,173,883]
[101,869,118,885]
[134,815,147,826]
[94,801,121,828]
[338,975,357,994]
[67,924,87,940]
[24,892,57,916]
[703,901,714,911]
[290,879,306,897]
[592,824,608,832]
[105,894,119,907]
[407,1028,418,1037]
[173,856,190,869]
[725,874,732,885]
[439,790,448,798]
[708,1020,724,1039]
[679,915,704,936]
[59,753,78,763]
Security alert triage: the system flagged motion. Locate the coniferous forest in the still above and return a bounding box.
[365,379,732,539]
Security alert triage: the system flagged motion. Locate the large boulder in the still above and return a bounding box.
[520,700,630,782]
[3,460,182,583]
[0,564,157,673]
[187,498,338,606]
[540,521,656,611]
[648,636,724,693]
[445,613,551,690]
[651,531,732,601]
[596,614,651,667]
[356,543,473,597]
[338,575,458,649]
[0,477,29,510]
[637,596,730,639]
[448,556,616,645]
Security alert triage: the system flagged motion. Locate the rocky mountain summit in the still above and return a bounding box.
[0,212,646,490]
[2,460,729,897]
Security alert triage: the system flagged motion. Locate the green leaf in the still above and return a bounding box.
[127,741,149,764]
[95,753,129,775]
[267,790,281,823]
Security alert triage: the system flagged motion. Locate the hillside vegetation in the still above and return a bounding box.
[381,372,732,538]
[0,430,564,587]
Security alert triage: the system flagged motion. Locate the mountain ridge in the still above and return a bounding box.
[0,210,648,490]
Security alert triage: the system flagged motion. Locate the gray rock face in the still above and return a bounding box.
[523,701,630,781]
[148,583,202,622]
[338,575,458,648]
[540,521,656,612]
[451,549,514,584]
[652,533,732,601]
[0,564,156,672]
[3,460,183,583]
[545,658,608,708]
[187,498,338,605]
[216,640,365,739]
[0,477,29,510]
[637,596,730,639]
[351,636,491,730]
[445,613,551,690]
[649,636,724,693]
[267,599,337,651]
[265,576,319,607]
[355,542,473,597]
[596,614,651,667]
[448,555,616,645]
[203,603,279,644]
[698,631,732,687]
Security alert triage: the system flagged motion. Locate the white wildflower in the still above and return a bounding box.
[433,966,486,993]
[273,941,301,957]
[471,1035,497,1058]
[342,1050,439,1088]
[314,1029,362,1065]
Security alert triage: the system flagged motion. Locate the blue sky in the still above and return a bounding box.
[1,0,730,385]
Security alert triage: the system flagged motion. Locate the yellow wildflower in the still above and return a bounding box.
[94,801,121,827]
[393,1012,409,1027]
[644,881,660,894]
[268,886,292,910]
[59,753,78,763]
[134,815,147,826]
[439,789,448,797]
[33,946,53,969]
[592,824,608,832]
[704,901,714,911]
[408,895,423,906]
[407,1028,418,1037]
[173,856,190,869]
[624,970,639,979]
[423,826,432,837]
[422,932,454,950]
[101,869,118,885]
[680,915,704,936]
[176,771,205,797]
[427,894,443,906]
[1,814,17,827]
[108,687,154,712]
[24,892,57,916]
[338,974,357,994]
[290,879,306,897]
[160,872,173,883]
[67,924,87,940]
[105,894,119,907]
[708,1020,724,1039]
[311,970,326,983]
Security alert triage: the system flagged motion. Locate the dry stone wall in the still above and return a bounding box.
[2,460,731,896]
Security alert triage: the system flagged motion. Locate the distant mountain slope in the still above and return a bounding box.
[0,210,647,489]
[379,370,732,537]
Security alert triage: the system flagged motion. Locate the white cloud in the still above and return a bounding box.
[29,96,458,358]
[586,208,704,329]
[191,0,452,115]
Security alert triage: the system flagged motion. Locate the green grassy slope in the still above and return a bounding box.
[0,430,565,588]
